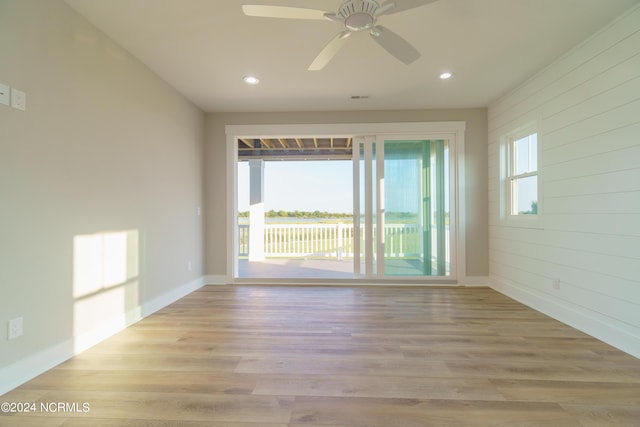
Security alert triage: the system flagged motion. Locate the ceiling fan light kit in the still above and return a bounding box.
[336,0,378,31]
[242,0,437,70]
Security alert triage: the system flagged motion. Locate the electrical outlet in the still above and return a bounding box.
[553,279,561,290]
[0,83,9,106]
[8,317,23,340]
[11,88,26,111]
[187,260,192,272]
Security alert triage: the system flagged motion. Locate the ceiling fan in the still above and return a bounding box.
[242,0,437,70]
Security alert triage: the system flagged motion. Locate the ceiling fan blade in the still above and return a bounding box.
[370,26,420,64]
[308,31,351,71]
[242,5,329,20]
[376,0,438,16]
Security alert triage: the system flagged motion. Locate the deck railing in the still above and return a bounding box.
[238,222,438,259]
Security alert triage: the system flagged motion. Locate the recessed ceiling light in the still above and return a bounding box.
[439,72,453,80]
[243,75,260,85]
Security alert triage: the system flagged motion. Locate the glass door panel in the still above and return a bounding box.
[383,139,449,276]
[354,136,452,279]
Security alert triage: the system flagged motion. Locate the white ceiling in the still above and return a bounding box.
[65,0,639,113]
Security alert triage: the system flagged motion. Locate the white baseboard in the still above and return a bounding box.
[141,277,205,316]
[491,276,640,359]
[0,339,73,398]
[203,275,228,285]
[0,277,205,396]
[215,275,486,287]
[459,276,489,286]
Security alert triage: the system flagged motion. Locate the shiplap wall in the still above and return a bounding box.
[488,5,640,357]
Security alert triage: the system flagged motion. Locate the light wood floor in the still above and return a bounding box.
[2,285,640,426]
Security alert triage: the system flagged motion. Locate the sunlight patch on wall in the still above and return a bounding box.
[72,230,140,353]
[73,231,139,297]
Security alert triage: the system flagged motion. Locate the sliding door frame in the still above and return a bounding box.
[225,121,466,284]
[354,134,458,281]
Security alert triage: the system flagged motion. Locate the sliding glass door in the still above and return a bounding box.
[354,135,454,279]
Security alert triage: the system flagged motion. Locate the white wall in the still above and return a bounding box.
[488,5,640,357]
[0,0,205,393]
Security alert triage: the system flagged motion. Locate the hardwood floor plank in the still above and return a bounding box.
[0,418,67,427]
[402,344,606,362]
[253,374,505,401]
[2,419,290,427]
[561,404,640,426]
[445,358,640,382]
[289,396,582,426]
[18,370,259,395]
[491,379,640,405]
[59,421,289,427]
[55,354,240,373]
[235,356,451,377]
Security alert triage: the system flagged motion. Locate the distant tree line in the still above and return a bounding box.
[238,210,352,219]
[519,201,538,215]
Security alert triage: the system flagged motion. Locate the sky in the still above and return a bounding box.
[238,160,353,213]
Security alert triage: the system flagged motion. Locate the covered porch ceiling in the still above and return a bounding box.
[238,137,353,161]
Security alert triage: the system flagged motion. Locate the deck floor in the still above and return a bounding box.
[238,258,355,279]
[238,258,441,279]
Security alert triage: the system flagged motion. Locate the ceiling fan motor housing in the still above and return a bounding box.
[339,0,381,31]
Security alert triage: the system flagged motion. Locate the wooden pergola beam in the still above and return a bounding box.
[260,138,274,149]
[277,138,289,148]
[239,138,254,148]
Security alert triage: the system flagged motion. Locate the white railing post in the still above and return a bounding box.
[248,160,265,261]
[337,222,343,261]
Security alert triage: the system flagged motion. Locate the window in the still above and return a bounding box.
[500,124,541,227]
[508,132,538,215]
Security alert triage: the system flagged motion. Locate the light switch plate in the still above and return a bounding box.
[11,88,26,111]
[0,83,9,106]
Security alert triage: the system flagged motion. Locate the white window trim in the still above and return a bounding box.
[499,121,543,229]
